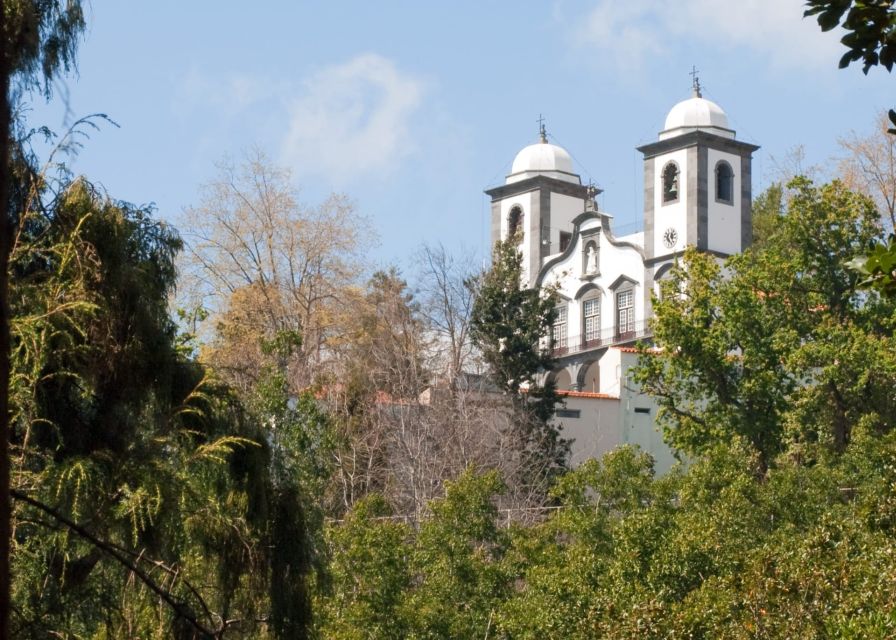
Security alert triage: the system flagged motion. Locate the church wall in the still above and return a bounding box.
[652,148,688,257]
[618,351,678,474]
[598,348,622,396]
[707,147,743,255]
[548,192,586,254]
[544,227,645,350]
[554,395,622,467]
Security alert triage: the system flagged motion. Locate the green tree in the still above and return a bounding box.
[470,237,568,483]
[315,494,412,639]
[636,178,893,471]
[1,3,87,631]
[806,1,896,296]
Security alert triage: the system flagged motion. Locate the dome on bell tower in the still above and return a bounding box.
[506,125,581,185]
[659,86,735,141]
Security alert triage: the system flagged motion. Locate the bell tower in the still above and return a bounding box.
[485,120,595,288]
[637,77,759,310]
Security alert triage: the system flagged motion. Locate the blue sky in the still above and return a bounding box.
[26,1,895,272]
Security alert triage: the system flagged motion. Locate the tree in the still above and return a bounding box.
[470,238,556,410]
[1,3,87,632]
[806,1,896,296]
[636,178,893,471]
[183,149,368,391]
[413,243,479,385]
[470,237,568,489]
[751,182,785,249]
[839,110,896,231]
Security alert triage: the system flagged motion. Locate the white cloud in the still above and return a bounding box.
[171,66,279,118]
[572,0,841,72]
[281,53,425,181]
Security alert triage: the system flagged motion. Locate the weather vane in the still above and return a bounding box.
[689,65,702,97]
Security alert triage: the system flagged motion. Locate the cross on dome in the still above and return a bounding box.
[689,65,702,98]
[537,113,548,143]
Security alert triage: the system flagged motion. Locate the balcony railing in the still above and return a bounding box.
[550,319,652,357]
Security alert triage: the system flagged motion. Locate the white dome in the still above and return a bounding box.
[507,141,580,184]
[660,96,734,140]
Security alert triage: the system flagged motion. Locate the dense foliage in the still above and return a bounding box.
[7,168,322,638]
[314,440,896,639]
[636,178,896,471]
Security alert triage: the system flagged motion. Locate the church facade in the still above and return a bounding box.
[485,86,759,471]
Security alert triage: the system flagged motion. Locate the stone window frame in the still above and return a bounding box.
[715,160,734,205]
[582,295,601,346]
[552,303,569,352]
[615,287,635,338]
[661,160,681,205]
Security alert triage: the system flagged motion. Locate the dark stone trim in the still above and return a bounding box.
[654,262,675,281]
[608,274,639,290]
[504,169,590,185]
[697,145,708,249]
[740,154,753,249]
[604,232,646,255]
[540,188,552,260]
[535,218,584,288]
[490,200,501,247]
[572,211,600,227]
[484,175,591,201]
[643,248,731,266]
[574,282,604,300]
[644,156,655,260]
[637,130,759,159]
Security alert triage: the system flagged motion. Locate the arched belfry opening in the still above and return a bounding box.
[508,206,523,239]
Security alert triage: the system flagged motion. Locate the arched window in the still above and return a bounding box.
[583,240,599,275]
[507,206,523,239]
[583,296,601,346]
[716,161,734,204]
[662,162,680,204]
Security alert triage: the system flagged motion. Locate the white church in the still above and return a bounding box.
[484,81,759,472]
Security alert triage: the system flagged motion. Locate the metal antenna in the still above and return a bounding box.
[537,114,547,142]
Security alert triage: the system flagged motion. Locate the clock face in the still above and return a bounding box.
[663,227,678,249]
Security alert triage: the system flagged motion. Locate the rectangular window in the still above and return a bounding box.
[634,407,651,414]
[616,290,634,336]
[552,306,568,350]
[555,408,581,419]
[583,298,600,342]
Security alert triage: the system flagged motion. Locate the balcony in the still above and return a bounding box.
[551,319,652,357]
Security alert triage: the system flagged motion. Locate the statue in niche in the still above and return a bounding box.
[585,244,598,274]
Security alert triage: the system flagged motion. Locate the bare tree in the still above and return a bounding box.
[181,149,369,388]
[413,243,480,385]
[839,110,896,231]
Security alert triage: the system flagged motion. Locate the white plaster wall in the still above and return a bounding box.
[599,348,622,396]
[707,148,742,255]
[548,192,585,255]
[555,396,621,467]
[653,148,688,256]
